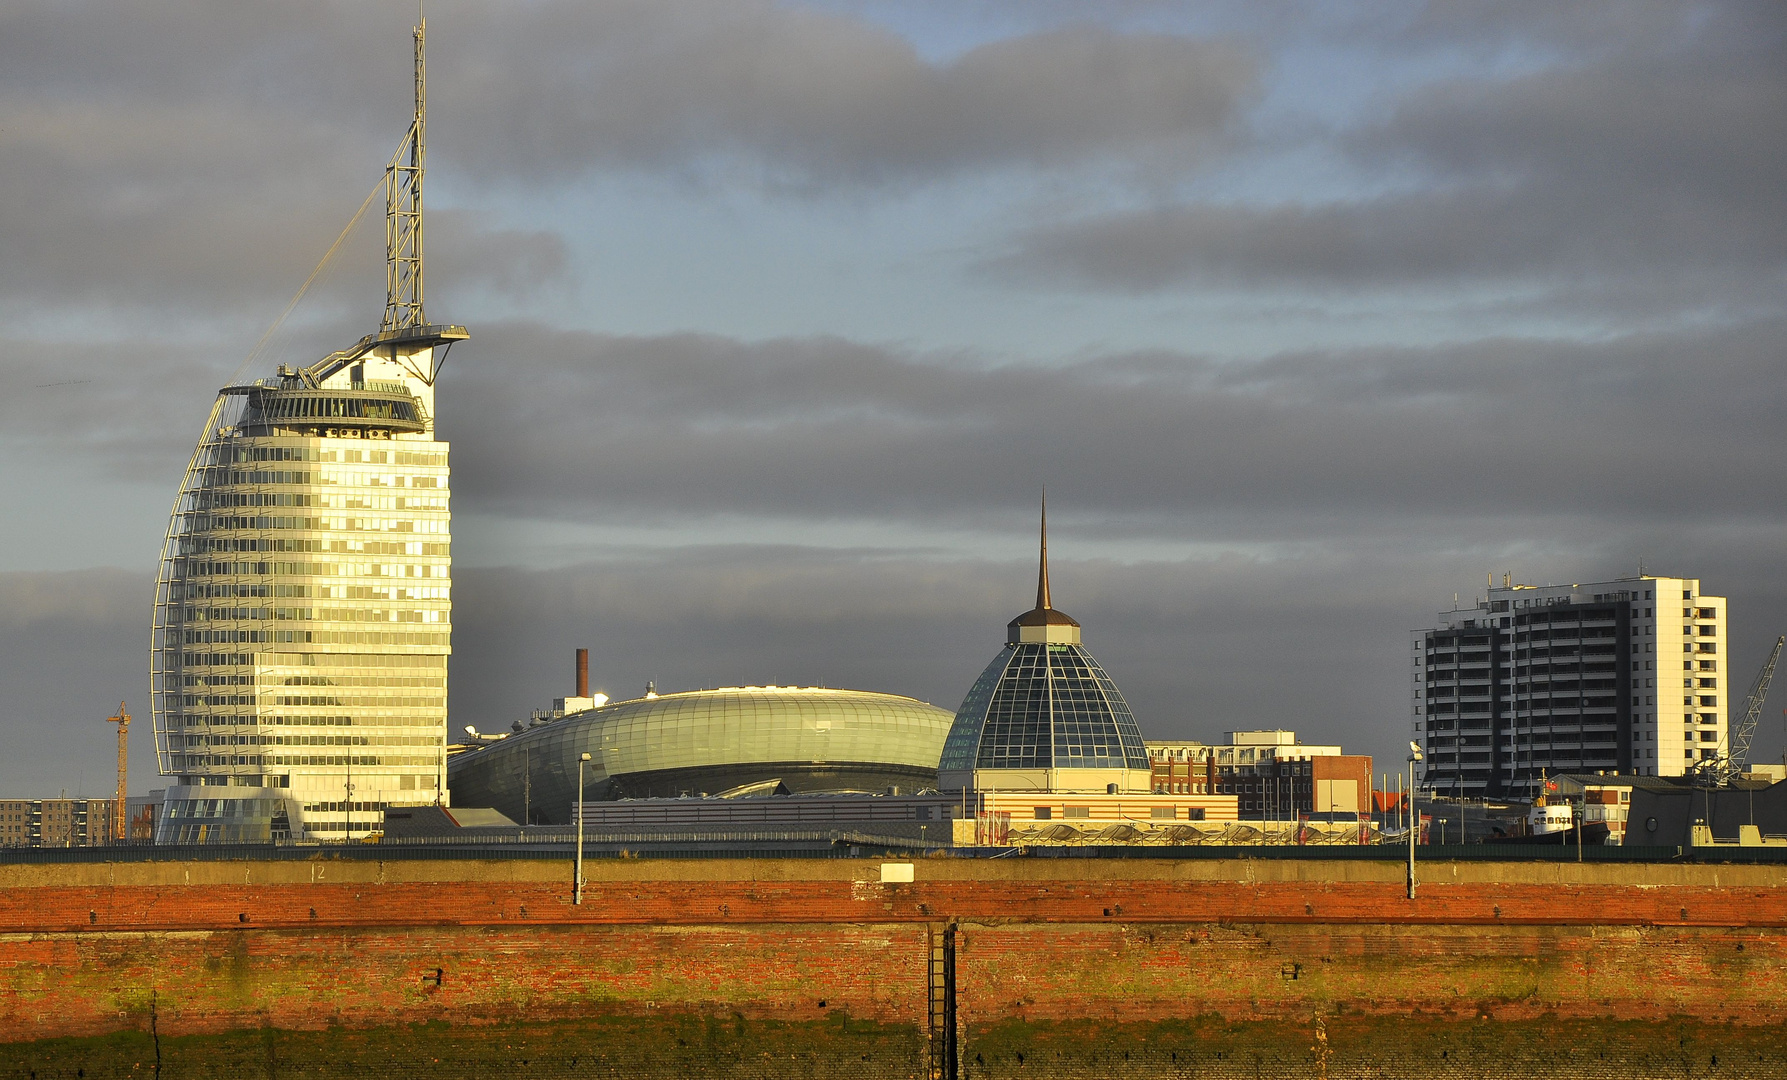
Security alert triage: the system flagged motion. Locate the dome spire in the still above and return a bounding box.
[1008,489,1080,644]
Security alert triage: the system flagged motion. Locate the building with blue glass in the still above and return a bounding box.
[937,506,1152,794]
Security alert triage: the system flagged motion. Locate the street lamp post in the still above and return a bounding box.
[1407,742,1423,900]
[574,752,590,905]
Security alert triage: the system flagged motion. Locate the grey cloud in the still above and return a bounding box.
[439,318,1787,530]
[437,4,1258,186]
[986,2,1786,298]
[0,93,568,314]
[9,314,1785,549]
[9,530,1787,798]
[0,1,1258,194]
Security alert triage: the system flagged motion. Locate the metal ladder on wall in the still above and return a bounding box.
[927,923,957,1080]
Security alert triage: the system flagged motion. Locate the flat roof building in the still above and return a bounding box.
[1413,574,1728,801]
[0,798,118,848]
[1147,732,1371,821]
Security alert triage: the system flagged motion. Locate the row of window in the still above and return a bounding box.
[175,652,444,671]
[170,754,441,768]
[180,539,450,556]
[184,514,448,535]
[217,446,442,467]
[183,674,443,688]
[182,561,447,579]
[173,734,441,748]
[181,606,447,624]
[182,694,444,708]
[169,715,443,728]
[179,629,449,646]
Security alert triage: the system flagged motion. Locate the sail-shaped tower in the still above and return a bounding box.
[151,20,466,843]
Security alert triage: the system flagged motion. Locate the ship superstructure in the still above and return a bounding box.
[151,20,466,842]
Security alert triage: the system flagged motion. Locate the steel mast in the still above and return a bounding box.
[384,17,427,333]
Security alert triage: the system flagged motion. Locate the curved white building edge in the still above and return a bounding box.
[151,346,454,842]
[150,18,461,843]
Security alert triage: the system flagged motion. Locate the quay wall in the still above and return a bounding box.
[3,856,1787,1074]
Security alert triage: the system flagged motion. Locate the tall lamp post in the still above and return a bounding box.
[574,752,590,905]
[1407,742,1423,900]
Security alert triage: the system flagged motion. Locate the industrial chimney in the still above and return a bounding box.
[553,647,606,716]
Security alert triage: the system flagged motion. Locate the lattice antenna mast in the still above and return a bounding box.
[1729,635,1783,776]
[383,17,426,332]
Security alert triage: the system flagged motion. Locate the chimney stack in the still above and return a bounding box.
[576,648,589,698]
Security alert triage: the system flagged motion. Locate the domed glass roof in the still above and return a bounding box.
[938,499,1150,784]
[939,641,1149,773]
[448,685,955,822]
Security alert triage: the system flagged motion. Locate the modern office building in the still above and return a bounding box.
[1146,731,1372,820]
[149,20,463,842]
[937,506,1152,794]
[1413,574,1728,800]
[448,684,957,825]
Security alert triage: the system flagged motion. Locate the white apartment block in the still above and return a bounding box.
[1413,575,1727,800]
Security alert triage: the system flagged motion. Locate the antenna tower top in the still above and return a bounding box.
[382,18,427,332]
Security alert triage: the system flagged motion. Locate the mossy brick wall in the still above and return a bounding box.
[954,921,1787,1026]
[954,1016,1787,1080]
[4,855,1787,1059]
[2,856,1786,933]
[0,922,929,1043]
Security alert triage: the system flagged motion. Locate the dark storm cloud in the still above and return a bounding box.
[987,2,1787,299]
[0,569,159,796]
[12,528,1786,792]
[440,318,1787,529]
[11,310,1784,549]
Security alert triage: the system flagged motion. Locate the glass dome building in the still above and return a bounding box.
[448,686,955,825]
[937,507,1151,793]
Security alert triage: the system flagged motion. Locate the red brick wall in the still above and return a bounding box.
[4,858,1786,1045]
[0,923,931,1043]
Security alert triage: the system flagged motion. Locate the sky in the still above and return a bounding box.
[1,0,1784,796]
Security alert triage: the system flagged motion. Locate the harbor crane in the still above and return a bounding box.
[105,702,129,843]
[1695,636,1783,787]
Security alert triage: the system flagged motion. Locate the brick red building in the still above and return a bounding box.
[1148,731,1371,820]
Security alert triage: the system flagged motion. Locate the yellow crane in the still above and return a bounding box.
[105,702,129,843]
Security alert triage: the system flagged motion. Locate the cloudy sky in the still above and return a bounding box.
[2,0,1784,795]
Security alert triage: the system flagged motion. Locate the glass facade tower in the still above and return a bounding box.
[150,19,465,842]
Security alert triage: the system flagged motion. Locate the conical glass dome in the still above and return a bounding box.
[937,502,1150,793]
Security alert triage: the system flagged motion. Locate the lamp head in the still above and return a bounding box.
[579,752,591,762]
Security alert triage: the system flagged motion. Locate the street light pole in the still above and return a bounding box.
[1407,742,1423,900]
[574,752,590,905]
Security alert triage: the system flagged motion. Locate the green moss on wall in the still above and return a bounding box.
[959,1015,1787,1079]
[0,1013,923,1080]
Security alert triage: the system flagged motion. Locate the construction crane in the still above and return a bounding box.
[105,702,129,844]
[1729,636,1784,777]
[1696,636,1784,787]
